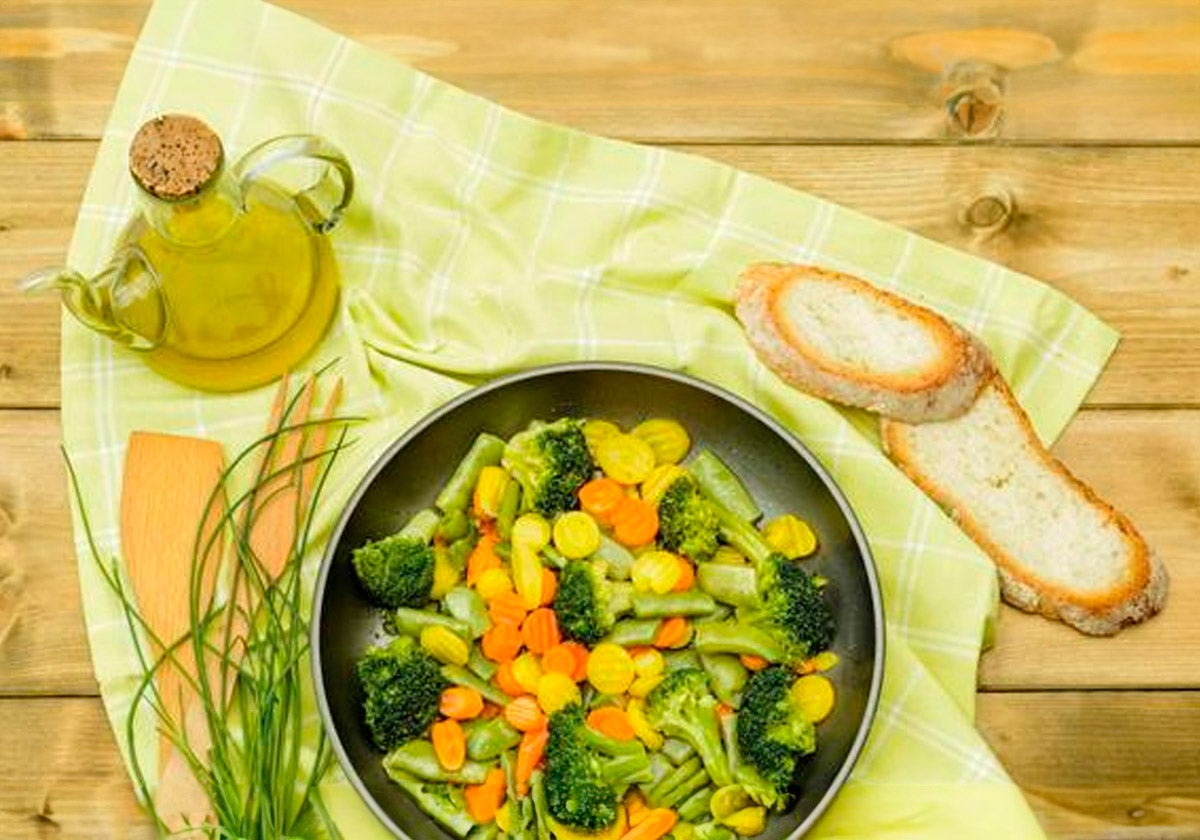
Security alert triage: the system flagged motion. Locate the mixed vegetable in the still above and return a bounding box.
[353,417,837,840]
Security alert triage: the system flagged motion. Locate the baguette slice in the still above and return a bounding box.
[736,263,993,422]
[882,374,1167,636]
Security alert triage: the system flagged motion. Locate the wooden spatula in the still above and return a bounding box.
[120,429,226,835]
[120,431,226,765]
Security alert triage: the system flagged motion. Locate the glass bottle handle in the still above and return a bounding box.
[19,247,166,351]
[232,135,355,233]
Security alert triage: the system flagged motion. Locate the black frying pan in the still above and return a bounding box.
[312,362,884,840]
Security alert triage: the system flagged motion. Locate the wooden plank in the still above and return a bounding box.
[0,410,95,696]
[2,0,1200,143]
[0,698,156,839]
[1,692,1197,839]
[981,408,1200,690]
[3,142,1199,410]
[976,692,1200,839]
[0,405,1196,695]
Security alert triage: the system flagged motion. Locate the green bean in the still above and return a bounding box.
[647,752,675,785]
[436,508,471,542]
[699,653,747,707]
[384,770,475,837]
[392,607,470,639]
[632,591,717,618]
[448,531,477,572]
[678,786,715,823]
[605,618,661,647]
[467,823,500,840]
[660,768,711,810]
[540,545,567,570]
[444,586,490,639]
[662,737,695,765]
[467,717,522,761]
[441,664,510,706]
[596,535,636,580]
[496,480,522,540]
[647,756,702,805]
[530,771,552,840]
[468,645,497,681]
[662,648,703,673]
[383,740,492,784]
[696,564,759,609]
[689,449,760,523]
[399,508,440,543]
[436,433,507,513]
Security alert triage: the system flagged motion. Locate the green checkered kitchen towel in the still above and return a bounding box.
[61,0,1117,836]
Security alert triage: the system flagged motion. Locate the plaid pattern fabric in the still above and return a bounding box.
[61,0,1117,836]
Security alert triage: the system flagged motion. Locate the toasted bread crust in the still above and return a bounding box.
[736,263,992,422]
[882,375,1167,636]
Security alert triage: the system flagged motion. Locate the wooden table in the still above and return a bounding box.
[2,1,1198,837]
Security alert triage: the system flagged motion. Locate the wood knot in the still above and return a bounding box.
[943,62,1005,139]
[963,190,1015,232]
[0,221,12,233]
[0,363,12,380]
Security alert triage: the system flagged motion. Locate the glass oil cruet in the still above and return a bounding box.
[21,114,354,392]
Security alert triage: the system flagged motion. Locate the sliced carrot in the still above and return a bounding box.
[495,661,526,697]
[610,497,659,547]
[431,719,466,772]
[440,686,485,720]
[653,617,691,649]
[625,791,649,827]
[482,623,523,663]
[504,695,547,732]
[516,726,549,796]
[489,590,531,627]
[671,558,694,592]
[587,706,637,741]
[739,654,769,671]
[541,643,578,678]
[540,567,558,606]
[564,641,591,681]
[467,534,502,586]
[521,608,561,655]
[579,477,626,523]
[618,808,676,840]
[465,767,506,824]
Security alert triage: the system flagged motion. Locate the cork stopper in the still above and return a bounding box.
[129,114,224,200]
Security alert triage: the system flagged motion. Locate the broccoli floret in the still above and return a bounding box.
[352,534,436,609]
[644,669,732,787]
[552,559,633,645]
[658,475,720,561]
[544,704,653,831]
[356,636,447,751]
[735,666,816,809]
[502,419,593,518]
[694,553,834,666]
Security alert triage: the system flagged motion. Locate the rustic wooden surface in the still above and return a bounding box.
[1,1,1198,838]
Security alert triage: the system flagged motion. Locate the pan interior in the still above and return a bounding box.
[313,364,883,840]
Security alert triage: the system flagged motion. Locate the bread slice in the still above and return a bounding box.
[735,263,993,422]
[882,374,1167,635]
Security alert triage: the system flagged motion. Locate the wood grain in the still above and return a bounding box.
[1,692,1197,839]
[976,692,1200,839]
[0,404,1195,695]
[2,0,1200,143]
[0,410,95,696]
[3,142,1199,410]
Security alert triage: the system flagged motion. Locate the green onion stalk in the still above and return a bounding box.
[67,376,359,840]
